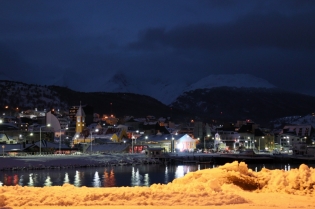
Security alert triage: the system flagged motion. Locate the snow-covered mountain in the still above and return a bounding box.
[96,73,275,104]
[185,74,275,92]
[272,114,315,129]
[81,73,274,104]
[6,72,276,105]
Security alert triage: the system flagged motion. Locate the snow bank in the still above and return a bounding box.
[1,161,314,207]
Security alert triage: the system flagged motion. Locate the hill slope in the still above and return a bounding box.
[170,87,315,126]
[0,80,190,122]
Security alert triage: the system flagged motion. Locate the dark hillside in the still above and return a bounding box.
[0,80,191,122]
[48,86,191,121]
[170,87,315,126]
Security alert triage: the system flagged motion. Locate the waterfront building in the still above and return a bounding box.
[136,134,196,152]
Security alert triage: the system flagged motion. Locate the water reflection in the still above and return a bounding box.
[131,167,141,186]
[64,173,69,184]
[44,176,52,187]
[130,167,150,187]
[103,168,116,187]
[144,173,149,186]
[74,171,81,187]
[175,165,185,179]
[1,163,314,187]
[164,166,169,184]
[19,175,24,186]
[93,171,101,187]
[28,173,34,187]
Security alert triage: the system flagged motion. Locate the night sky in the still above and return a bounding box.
[1,0,315,96]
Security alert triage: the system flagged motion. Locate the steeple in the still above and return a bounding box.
[75,102,86,133]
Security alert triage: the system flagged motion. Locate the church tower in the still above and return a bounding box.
[75,104,86,133]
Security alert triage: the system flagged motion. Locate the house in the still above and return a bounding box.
[124,116,143,132]
[1,140,72,156]
[94,133,119,143]
[145,147,165,157]
[277,124,312,146]
[0,133,17,144]
[24,140,72,154]
[143,121,170,135]
[87,143,129,153]
[0,144,23,156]
[136,134,196,152]
[215,122,240,150]
[237,120,266,150]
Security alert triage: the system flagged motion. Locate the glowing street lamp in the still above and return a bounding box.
[26,132,33,148]
[172,137,174,153]
[59,127,68,155]
[204,134,210,152]
[90,129,99,154]
[40,124,50,155]
[132,130,139,154]
[259,136,264,151]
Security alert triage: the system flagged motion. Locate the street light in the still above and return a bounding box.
[40,124,50,156]
[131,132,135,153]
[90,129,99,154]
[2,145,4,158]
[247,137,251,148]
[136,130,139,143]
[131,130,139,153]
[59,127,68,155]
[259,136,264,151]
[172,137,175,153]
[204,134,210,152]
[25,132,33,147]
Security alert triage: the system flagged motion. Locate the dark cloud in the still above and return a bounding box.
[199,0,315,11]
[129,12,315,51]
[0,18,73,39]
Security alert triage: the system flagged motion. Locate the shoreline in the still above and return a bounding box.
[0,153,150,171]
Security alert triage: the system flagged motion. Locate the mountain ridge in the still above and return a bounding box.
[1,73,276,105]
[1,80,315,127]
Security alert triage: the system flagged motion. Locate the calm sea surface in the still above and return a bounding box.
[1,162,315,187]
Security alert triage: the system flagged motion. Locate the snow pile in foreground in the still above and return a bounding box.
[0,161,314,207]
